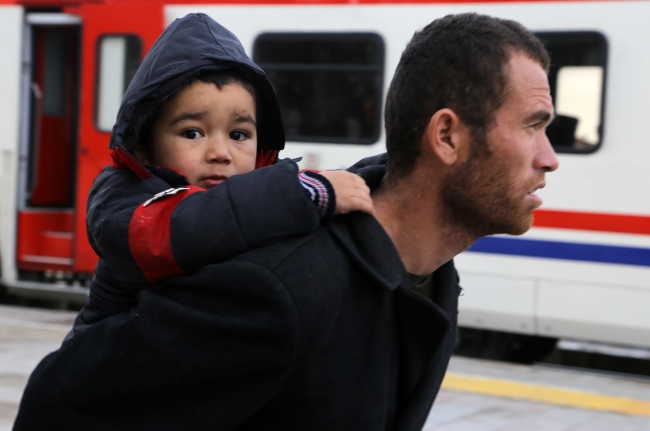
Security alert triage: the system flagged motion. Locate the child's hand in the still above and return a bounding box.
[321,170,375,215]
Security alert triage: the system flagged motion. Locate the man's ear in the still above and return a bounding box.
[423,108,470,166]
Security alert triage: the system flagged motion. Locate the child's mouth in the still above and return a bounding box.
[202,175,228,188]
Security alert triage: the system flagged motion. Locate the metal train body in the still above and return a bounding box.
[0,0,648,349]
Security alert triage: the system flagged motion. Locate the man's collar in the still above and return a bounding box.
[328,212,407,291]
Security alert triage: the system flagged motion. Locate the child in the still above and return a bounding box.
[71,13,374,336]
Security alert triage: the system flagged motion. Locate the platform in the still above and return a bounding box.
[0,305,75,430]
[1,304,649,430]
[427,356,650,430]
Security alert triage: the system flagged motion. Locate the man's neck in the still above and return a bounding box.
[373,176,476,276]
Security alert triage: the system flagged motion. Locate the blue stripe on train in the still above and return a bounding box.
[468,236,650,267]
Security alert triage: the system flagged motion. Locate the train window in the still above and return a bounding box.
[43,29,69,117]
[535,32,608,153]
[96,35,142,132]
[253,33,384,145]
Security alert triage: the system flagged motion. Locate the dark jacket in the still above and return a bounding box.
[76,13,335,327]
[13,206,460,431]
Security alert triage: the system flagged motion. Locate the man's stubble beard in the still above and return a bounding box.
[441,136,538,239]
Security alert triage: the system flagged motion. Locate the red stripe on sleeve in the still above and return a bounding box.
[128,186,204,284]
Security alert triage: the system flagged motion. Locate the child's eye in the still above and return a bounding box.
[181,129,203,140]
[230,130,249,141]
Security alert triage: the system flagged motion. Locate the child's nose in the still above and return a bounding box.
[205,136,232,163]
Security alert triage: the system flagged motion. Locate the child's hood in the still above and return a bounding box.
[109,13,284,175]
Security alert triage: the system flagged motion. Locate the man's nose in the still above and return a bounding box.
[535,133,559,172]
[206,136,232,163]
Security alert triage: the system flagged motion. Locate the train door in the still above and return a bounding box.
[72,3,162,279]
[15,13,82,290]
[10,4,162,302]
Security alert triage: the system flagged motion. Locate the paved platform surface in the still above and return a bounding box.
[1,304,650,430]
[0,305,75,431]
[425,357,650,430]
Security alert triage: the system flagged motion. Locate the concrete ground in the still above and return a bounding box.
[425,356,650,430]
[0,305,74,431]
[1,304,650,430]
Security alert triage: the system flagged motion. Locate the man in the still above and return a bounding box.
[14,13,558,431]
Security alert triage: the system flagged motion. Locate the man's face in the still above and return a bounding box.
[442,53,559,237]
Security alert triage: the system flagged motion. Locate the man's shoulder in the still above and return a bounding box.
[226,212,373,274]
[227,212,406,291]
[229,224,335,272]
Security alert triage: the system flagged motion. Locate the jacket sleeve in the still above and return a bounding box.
[86,168,164,291]
[13,262,299,431]
[128,158,327,282]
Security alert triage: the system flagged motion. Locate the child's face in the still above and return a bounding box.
[150,81,257,189]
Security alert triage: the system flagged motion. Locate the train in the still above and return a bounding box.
[0,0,648,358]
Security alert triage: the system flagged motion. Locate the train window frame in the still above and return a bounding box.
[94,34,142,132]
[253,32,385,145]
[534,31,608,154]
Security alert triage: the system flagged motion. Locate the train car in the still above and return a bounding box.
[0,0,648,356]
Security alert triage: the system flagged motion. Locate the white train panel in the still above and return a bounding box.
[0,5,23,286]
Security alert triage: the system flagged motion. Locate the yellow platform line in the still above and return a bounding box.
[441,372,650,418]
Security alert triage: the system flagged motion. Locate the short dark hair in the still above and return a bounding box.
[134,69,257,163]
[384,13,550,180]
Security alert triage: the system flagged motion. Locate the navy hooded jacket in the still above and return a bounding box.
[74,13,336,328]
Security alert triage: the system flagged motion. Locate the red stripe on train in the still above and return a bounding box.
[533,209,650,235]
[158,0,628,4]
[7,0,622,6]
[161,0,621,4]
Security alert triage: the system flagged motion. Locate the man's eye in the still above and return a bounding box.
[181,129,202,140]
[230,130,248,141]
